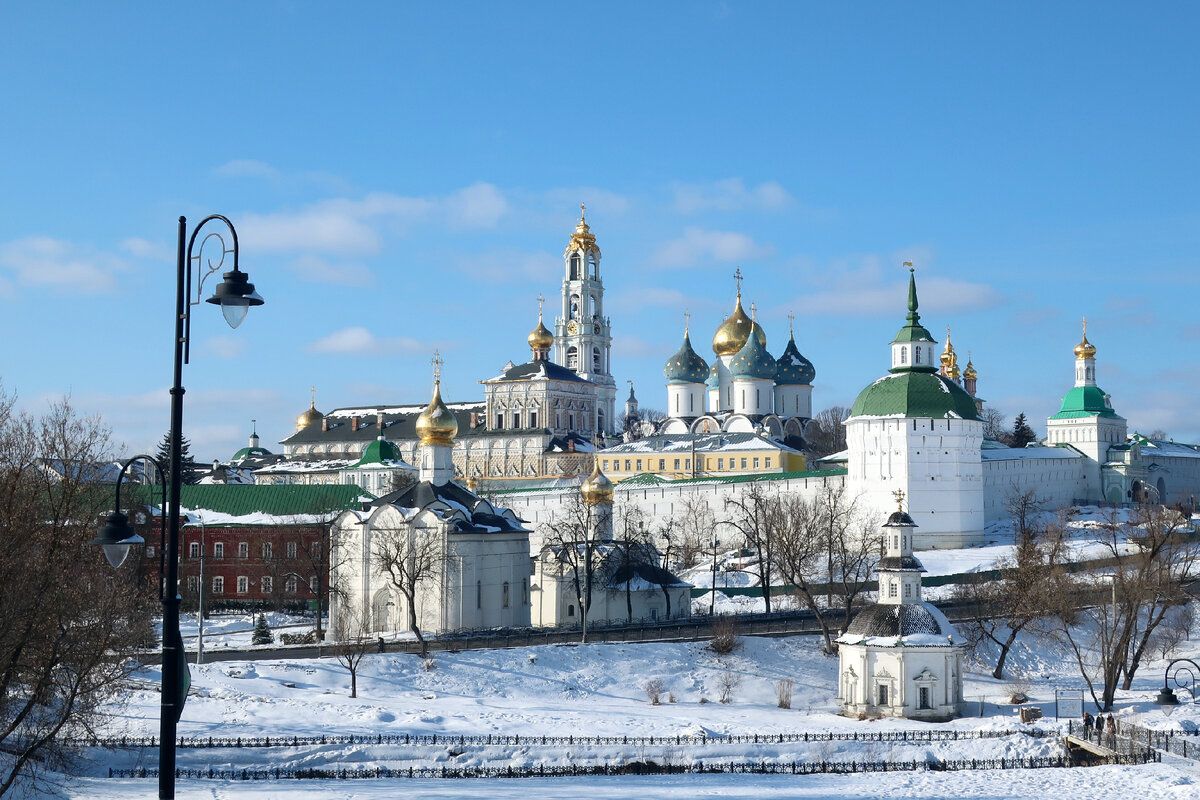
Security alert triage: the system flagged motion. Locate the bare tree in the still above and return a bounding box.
[981,407,1010,443]
[371,523,445,658]
[1054,505,1198,710]
[674,495,715,569]
[331,602,373,699]
[723,485,778,613]
[0,391,154,796]
[774,492,838,653]
[806,406,850,457]
[540,492,607,641]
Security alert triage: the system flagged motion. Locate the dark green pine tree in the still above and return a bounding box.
[251,613,273,645]
[1010,413,1038,449]
[155,431,199,485]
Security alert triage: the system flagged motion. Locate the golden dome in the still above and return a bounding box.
[528,319,554,351]
[565,203,599,254]
[712,294,766,356]
[295,401,324,432]
[415,380,458,446]
[580,458,614,506]
[1074,318,1096,360]
[963,359,978,381]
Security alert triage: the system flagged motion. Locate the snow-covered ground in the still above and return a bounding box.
[155,611,319,651]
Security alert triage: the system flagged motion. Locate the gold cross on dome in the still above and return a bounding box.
[1082,316,1088,337]
[431,350,443,383]
[892,489,905,513]
[579,202,586,221]
[537,294,545,320]
[787,311,795,336]
[734,267,743,297]
[310,386,317,407]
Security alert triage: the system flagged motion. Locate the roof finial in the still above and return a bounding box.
[734,267,743,299]
[431,350,443,385]
[251,418,257,436]
[579,202,586,222]
[788,311,796,338]
[892,488,906,513]
[904,262,919,322]
[1082,316,1087,338]
[683,309,691,336]
[537,293,545,321]
[310,385,317,409]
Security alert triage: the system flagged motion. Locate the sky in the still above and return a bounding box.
[1,2,1197,460]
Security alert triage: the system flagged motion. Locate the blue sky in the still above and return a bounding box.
[1,2,1197,459]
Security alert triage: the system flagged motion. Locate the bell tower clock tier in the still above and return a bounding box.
[554,204,617,436]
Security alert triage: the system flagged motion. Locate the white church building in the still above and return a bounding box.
[328,360,533,639]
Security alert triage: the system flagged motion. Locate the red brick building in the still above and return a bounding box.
[137,484,369,611]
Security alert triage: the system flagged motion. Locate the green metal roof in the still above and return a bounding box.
[891,268,936,344]
[1049,385,1122,420]
[489,466,848,495]
[231,446,271,460]
[849,370,980,420]
[136,484,372,519]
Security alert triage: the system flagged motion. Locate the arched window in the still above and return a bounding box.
[914,346,922,365]
[597,409,604,433]
[587,252,598,278]
[570,253,581,280]
[567,346,579,370]
[900,346,908,365]
[592,346,602,372]
[570,294,580,319]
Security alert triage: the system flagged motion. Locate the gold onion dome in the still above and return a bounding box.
[566,203,599,254]
[963,359,978,380]
[295,401,324,431]
[1074,319,1096,360]
[580,458,614,505]
[415,380,458,446]
[712,293,766,356]
[528,319,554,350]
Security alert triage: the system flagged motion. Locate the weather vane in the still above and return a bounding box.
[903,260,914,271]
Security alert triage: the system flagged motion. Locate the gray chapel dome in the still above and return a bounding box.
[775,333,816,385]
[844,602,949,639]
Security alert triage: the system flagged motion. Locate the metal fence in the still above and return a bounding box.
[105,752,1159,781]
[76,726,1055,751]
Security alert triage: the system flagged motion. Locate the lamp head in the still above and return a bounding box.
[1155,685,1181,716]
[205,268,264,329]
[92,511,145,569]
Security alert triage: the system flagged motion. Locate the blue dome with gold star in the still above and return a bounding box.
[729,326,776,380]
[775,333,816,385]
[663,332,710,384]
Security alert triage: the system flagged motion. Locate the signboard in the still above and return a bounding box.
[1055,688,1085,720]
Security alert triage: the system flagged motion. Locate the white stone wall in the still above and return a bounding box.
[667,383,705,419]
[845,417,985,549]
[773,384,812,420]
[981,451,1090,522]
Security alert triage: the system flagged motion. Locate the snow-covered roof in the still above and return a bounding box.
[604,432,801,455]
[327,401,484,417]
[981,445,1083,462]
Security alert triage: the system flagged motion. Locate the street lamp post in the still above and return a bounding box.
[710,535,718,615]
[195,514,206,666]
[95,214,263,800]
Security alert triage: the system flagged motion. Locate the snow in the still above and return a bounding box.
[155,611,319,652]
[328,402,484,417]
[981,446,1082,461]
[31,613,1200,799]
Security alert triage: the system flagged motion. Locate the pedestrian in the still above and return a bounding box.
[1105,714,1116,746]
[1082,711,1094,735]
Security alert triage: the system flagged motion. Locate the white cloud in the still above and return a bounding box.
[215,159,281,180]
[203,336,246,359]
[651,227,773,269]
[787,254,1001,317]
[290,255,374,286]
[456,250,557,284]
[238,182,508,255]
[308,326,427,355]
[0,237,125,293]
[120,237,171,260]
[672,179,793,214]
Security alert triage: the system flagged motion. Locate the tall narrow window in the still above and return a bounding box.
[570,254,581,280]
[496,414,504,430]
[529,411,538,428]
[261,576,273,594]
[262,542,272,560]
[214,542,224,559]
[502,581,510,609]
[189,542,200,559]
[593,347,602,372]
[915,346,922,364]
[213,576,224,594]
[476,580,482,610]
[238,542,248,559]
[286,541,297,559]
[522,578,528,606]
[900,346,908,364]
[237,576,248,594]
[567,346,579,370]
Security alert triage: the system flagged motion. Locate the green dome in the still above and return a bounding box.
[1049,385,1121,419]
[729,327,776,380]
[663,332,710,384]
[231,446,271,461]
[849,371,980,420]
[706,362,720,389]
[355,437,404,467]
[775,334,815,385]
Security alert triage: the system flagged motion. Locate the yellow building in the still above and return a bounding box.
[597,432,806,483]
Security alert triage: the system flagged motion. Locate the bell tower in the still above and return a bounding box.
[555,204,616,435]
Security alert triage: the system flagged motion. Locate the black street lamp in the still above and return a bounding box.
[94,215,263,800]
[91,454,164,568]
[1154,658,1200,716]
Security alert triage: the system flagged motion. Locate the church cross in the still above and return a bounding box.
[579,202,586,221]
[537,293,545,320]
[310,385,317,407]
[431,350,443,383]
[892,489,905,513]
[750,301,757,321]
[251,418,257,435]
[1082,316,1088,337]
[683,309,691,335]
[734,267,743,297]
[787,311,795,337]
